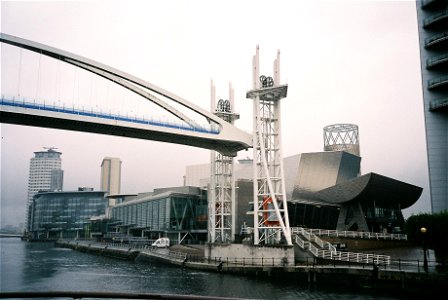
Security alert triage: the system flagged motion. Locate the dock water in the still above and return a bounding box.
[55,239,448,296]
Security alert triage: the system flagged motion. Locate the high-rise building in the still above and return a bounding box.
[26,147,63,230]
[50,169,64,191]
[100,157,121,196]
[416,0,448,213]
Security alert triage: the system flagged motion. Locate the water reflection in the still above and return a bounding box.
[1,238,403,299]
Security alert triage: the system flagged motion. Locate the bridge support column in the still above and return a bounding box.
[246,46,292,246]
[209,81,240,243]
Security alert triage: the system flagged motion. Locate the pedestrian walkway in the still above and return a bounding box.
[292,227,391,265]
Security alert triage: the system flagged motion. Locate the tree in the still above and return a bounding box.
[404,211,448,264]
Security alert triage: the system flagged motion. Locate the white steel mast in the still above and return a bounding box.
[246,46,292,245]
[209,80,240,243]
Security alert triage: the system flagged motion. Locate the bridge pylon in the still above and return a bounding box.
[246,46,292,246]
[209,80,240,243]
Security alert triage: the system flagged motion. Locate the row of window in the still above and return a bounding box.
[29,194,107,231]
[111,196,208,231]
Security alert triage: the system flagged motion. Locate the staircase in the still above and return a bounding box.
[292,227,391,265]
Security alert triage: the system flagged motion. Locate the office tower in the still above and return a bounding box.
[416,0,448,213]
[100,157,122,195]
[50,169,64,191]
[26,147,63,229]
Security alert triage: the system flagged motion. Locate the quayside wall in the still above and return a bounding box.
[55,239,448,296]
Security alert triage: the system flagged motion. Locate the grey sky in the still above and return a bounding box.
[0,0,431,227]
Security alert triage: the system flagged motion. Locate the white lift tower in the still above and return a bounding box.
[209,81,240,243]
[246,46,292,246]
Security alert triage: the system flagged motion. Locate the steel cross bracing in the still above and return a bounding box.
[246,46,292,246]
[209,81,239,243]
[0,33,251,157]
[323,124,359,151]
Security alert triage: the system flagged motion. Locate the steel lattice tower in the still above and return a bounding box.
[246,46,292,246]
[209,81,239,243]
[323,123,360,156]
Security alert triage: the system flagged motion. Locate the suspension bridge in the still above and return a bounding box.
[0,33,294,247]
[0,33,252,157]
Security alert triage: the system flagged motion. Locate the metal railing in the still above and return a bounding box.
[423,9,448,28]
[428,75,448,89]
[141,246,187,262]
[425,31,448,48]
[291,227,408,241]
[55,240,442,272]
[430,97,448,110]
[142,247,292,267]
[0,96,219,135]
[293,229,391,265]
[427,53,448,68]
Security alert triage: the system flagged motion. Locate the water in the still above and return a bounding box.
[0,238,404,299]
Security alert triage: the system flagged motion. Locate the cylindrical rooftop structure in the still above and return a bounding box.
[323,123,360,156]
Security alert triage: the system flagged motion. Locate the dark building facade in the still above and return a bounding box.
[288,152,423,233]
[183,149,423,240]
[416,0,448,213]
[29,190,107,239]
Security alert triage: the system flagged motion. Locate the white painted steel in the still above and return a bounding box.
[292,227,391,265]
[0,33,252,156]
[247,46,292,246]
[209,81,239,243]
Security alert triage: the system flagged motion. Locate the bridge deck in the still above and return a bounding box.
[1,98,251,156]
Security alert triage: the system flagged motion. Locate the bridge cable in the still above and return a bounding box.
[17,48,23,97]
[77,65,80,108]
[119,82,124,117]
[36,51,42,101]
[72,66,77,108]
[106,80,111,115]
[56,56,61,104]
[89,71,93,111]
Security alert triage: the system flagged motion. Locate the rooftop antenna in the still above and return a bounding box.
[43,147,58,151]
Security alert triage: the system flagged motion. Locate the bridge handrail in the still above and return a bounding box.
[0,96,220,135]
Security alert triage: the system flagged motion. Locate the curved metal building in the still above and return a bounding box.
[289,151,422,232]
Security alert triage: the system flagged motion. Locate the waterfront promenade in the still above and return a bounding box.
[56,239,448,296]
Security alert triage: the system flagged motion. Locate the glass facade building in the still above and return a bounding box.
[29,190,107,239]
[110,186,208,243]
[416,0,448,213]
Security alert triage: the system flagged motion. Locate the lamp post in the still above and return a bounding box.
[420,227,428,272]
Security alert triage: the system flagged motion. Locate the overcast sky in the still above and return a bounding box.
[1,0,431,227]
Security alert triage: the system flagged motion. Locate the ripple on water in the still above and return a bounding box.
[1,239,404,300]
